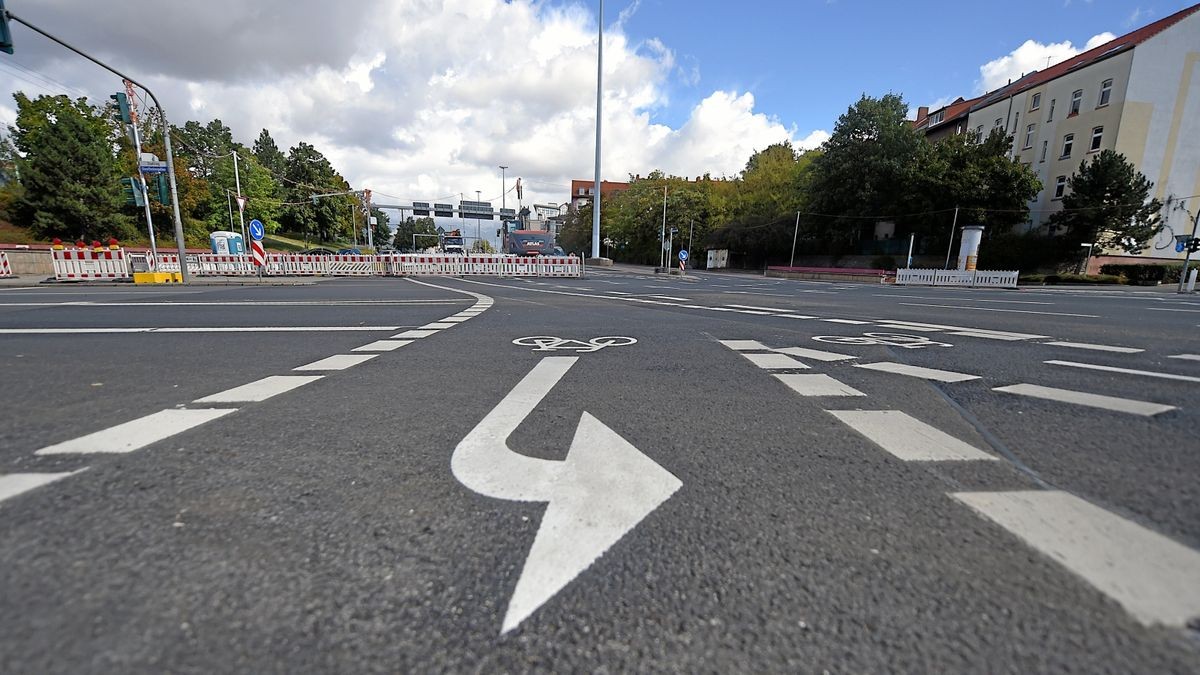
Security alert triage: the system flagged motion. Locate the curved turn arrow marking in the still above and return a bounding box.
[452,356,682,633]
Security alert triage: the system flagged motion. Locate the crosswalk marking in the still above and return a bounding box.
[774,374,865,397]
[718,340,768,351]
[293,354,379,371]
[952,490,1200,628]
[195,375,323,403]
[1042,341,1143,354]
[773,346,857,362]
[36,409,237,455]
[1044,360,1200,384]
[420,322,458,329]
[855,361,980,383]
[870,320,1047,340]
[393,329,440,338]
[352,340,413,352]
[993,383,1176,416]
[828,410,996,461]
[0,471,82,504]
[740,352,809,369]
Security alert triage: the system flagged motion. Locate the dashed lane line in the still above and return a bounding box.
[353,340,413,352]
[1168,354,1200,361]
[855,361,981,383]
[827,410,996,462]
[0,470,86,505]
[194,375,324,403]
[294,354,380,371]
[738,352,810,370]
[772,346,858,362]
[1041,341,1143,354]
[993,383,1176,417]
[36,409,238,455]
[394,329,440,339]
[773,373,865,397]
[1044,360,1200,384]
[952,490,1200,628]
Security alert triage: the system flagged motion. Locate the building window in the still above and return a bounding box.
[1090,126,1103,151]
[1030,93,1042,110]
[956,123,963,135]
[929,110,945,125]
[994,117,1003,128]
[1040,140,1049,162]
[1098,79,1113,107]
[1061,133,1074,159]
[1054,176,1067,199]
[975,125,984,141]
[1024,123,1036,149]
[1070,89,1082,116]
[1048,99,1055,121]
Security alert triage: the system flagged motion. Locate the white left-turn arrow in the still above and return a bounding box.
[452,356,682,633]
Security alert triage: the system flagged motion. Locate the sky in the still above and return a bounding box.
[0,0,1192,222]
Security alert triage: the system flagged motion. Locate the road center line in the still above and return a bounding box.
[898,303,1099,318]
[0,326,403,335]
[37,409,237,455]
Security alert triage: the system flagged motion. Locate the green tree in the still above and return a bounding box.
[10,93,133,241]
[252,128,287,179]
[279,142,353,243]
[807,94,924,243]
[1049,149,1162,253]
[393,216,438,251]
[471,238,495,253]
[369,207,390,247]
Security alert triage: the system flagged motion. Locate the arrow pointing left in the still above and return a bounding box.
[452,356,682,633]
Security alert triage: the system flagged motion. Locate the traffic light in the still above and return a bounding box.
[0,1,14,55]
[120,177,145,207]
[152,173,170,205]
[109,92,132,124]
[1188,238,1200,254]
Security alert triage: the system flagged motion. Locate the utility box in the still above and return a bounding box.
[706,249,729,269]
[210,231,245,255]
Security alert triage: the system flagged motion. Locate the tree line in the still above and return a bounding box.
[0,92,389,247]
[559,94,1161,271]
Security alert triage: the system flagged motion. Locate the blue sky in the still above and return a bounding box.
[586,0,1193,132]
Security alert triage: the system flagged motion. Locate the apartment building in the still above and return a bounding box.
[568,179,630,210]
[965,3,1200,261]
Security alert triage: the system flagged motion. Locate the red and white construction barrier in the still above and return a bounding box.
[0,251,12,277]
[52,248,129,280]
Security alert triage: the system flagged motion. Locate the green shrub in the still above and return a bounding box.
[1020,273,1123,285]
[1098,263,1167,284]
[871,255,897,270]
[1163,263,1200,284]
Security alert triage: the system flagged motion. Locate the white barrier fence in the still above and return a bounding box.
[51,248,131,280]
[67,250,582,280]
[895,268,1019,288]
[0,251,11,277]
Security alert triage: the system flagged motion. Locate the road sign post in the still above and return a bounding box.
[248,219,266,273]
[679,249,688,274]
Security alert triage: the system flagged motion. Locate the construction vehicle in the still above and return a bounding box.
[500,220,562,256]
[440,229,466,255]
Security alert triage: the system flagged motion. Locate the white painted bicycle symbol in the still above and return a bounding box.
[512,335,638,353]
[812,333,952,349]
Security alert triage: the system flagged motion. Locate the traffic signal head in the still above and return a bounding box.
[1189,238,1200,254]
[120,177,145,207]
[153,173,170,205]
[109,92,132,124]
[0,1,14,55]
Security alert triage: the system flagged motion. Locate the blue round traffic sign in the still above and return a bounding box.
[248,219,265,241]
[678,249,689,262]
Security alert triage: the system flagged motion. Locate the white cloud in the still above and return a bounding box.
[0,0,827,213]
[976,31,1116,93]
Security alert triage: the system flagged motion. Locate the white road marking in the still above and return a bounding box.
[1044,360,1200,383]
[393,329,440,339]
[726,304,785,312]
[647,295,689,301]
[353,340,413,352]
[875,324,943,332]
[439,316,472,322]
[605,291,633,295]
[1042,341,1143,354]
[451,356,681,634]
[194,375,323,403]
[740,352,810,369]
[952,490,1200,628]
[1147,307,1200,313]
[420,322,457,329]
[898,302,1099,318]
[944,331,1030,341]
[774,373,866,397]
[869,320,1047,340]
[993,383,1176,416]
[0,470,84,504]
[778,314,818,319]
[719,339,768,351]
[773,346,858,361]
[828,410,995,461]
[36,409,237,455]
[294,354,379,371]
[0,326,401,335]
[0,300,465,307]
[729,309,772,315]
[855,362,980,382]
[821,319,872,325]
[1167,354,1200,361]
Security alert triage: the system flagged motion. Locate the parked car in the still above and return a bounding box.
[301,247,337,255]
[336,247,362,255]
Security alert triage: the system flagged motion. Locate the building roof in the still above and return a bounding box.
[569,179,631,199]
[914,95,985,133]
[973,2,1200,110]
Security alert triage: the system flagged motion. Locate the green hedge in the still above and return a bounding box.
[1021,273,1123,285]
[1098,264,1167,284]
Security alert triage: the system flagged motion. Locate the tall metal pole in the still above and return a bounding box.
[943,206,959,270]
[364,191,374,250]
[906,233,915,269]
[1178,206,1200,293]
[232,150,246,247]
[789,211,800,268]
[128,107,157,265]
[660,185,667,269]
[500,165,508,213]
[688,219,694,267]
[590,0,603,259]
[5,11,192,281]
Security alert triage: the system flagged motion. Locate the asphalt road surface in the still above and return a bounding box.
[2,268,1199,673]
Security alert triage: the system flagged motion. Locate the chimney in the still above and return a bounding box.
[917,106,929,120]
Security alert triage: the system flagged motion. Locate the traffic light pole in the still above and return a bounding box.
[129,116,158,265]
[2,9,191,282]
[1178,206,1200,293]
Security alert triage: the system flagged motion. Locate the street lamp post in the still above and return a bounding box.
[476,190,482,251]
[499,165,508,213]
[591,0,603,259]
